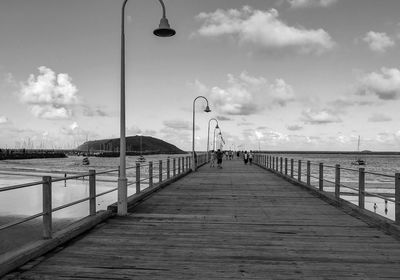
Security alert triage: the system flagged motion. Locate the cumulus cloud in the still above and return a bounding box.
[163,120,198,131]
[216,116,232,121]
[205,72,295,116]
[356,68,400,100]
[82,105,109,117]
[301,108,341,124]
[19,66,79,119]
[196,6,335,54]
[287,0,338,8]
[368,113,392,122]
[287,124,303,131]
[0,116,9,124]
[363,31,395,53]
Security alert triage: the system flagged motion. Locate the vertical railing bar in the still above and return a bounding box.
[298,160,302,182]
[159,160,162,183]
[89,170,96,216]
[136,163,140,193]
[307,161,311,186]
[42,176,52,239]
[319,163,324,191]
[359,167,365,209]
[149,161,153,188]
[335,164,340,200]
[395,173,400,224]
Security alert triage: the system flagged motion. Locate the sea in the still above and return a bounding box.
[1,153,399,222]
[0,153,399,254]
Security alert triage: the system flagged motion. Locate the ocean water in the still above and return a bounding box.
[268,153,400,220]
[0,153,399,221]
[0,154,187,219]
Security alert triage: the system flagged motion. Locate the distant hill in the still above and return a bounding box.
[77,136,186,156]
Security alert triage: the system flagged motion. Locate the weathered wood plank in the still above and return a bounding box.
[6,159,400,279]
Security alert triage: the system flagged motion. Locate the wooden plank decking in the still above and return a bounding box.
[6,159,400,279]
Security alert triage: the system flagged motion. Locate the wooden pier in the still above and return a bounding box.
[5,159,400,279]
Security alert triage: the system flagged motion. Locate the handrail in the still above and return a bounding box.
[254,154,400,224]
[0,154,195,242]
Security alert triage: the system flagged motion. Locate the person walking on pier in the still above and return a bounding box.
[249,151,253,165]
[216,149,223,169]
[243,151,249,165]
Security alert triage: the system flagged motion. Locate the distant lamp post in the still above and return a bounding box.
[192,96,211,171]
[207,118,219,161]
[213,125,221,151]
[118,0,176,216]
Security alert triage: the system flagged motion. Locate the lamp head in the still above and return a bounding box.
[153,18,176,37]
[215,124,219,129]
[204,105,211,113]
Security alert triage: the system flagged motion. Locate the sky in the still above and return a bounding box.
[1,0,400,152]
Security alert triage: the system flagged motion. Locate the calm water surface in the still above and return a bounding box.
[1,153,399,220]
[0,154,186,219]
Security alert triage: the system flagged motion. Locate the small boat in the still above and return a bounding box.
[351,136,366,165]
[135,155,146,163]
[351,159,365,165]
[82,157,90,165]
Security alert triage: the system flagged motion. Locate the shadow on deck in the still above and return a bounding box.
[5,159,400,279]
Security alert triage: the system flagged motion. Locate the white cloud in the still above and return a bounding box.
[269,78,295,106]
[205,72,295,116]
[357,68,400,100]
[70,122,79,131]
[196,6,335,54]
[368,113,392,122]
[19,66,79,119]
[163,120,198,131]
[301,108,341,124]
[288,0,338,8]
[287,124,303,131]
[362,31,395,53]
[0,116,9,124]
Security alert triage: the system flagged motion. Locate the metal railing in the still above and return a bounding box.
[0,155,204,240]
[254,154,400,224]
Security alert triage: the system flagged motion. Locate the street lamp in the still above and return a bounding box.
[118,0,176,216]
[192,96,211,171]
[213,125,221,151]
[207,118,219,161]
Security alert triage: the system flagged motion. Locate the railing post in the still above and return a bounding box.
[42,176,52,239]
[298,160,301,182]
[159,160,162,183]
[276,157,279,171]
[319,163,324,191]
[335,164,340,200]
[136,163,141,193]
[173,158,176,177]
[178,157,181,174]
[306,161,311,186]
[89,169,96,216]
[290,159,294,178]
[280,157,283,173]
[272,157,275,170]
[149,161,153,188]
[167,158,170,179]
[285,158,288,175]
[358,167,365,209]
[395,173,400,224]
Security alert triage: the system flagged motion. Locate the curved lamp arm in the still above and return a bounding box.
[192,96,211,171]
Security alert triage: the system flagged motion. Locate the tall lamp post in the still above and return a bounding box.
[118,0,175,216]
[192,96,211,171]
[207,118,219,161]
[213,125,221,151]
